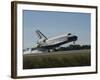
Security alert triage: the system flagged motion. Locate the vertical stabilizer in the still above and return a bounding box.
[36,30,47,39]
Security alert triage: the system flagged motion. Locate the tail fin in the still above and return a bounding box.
[36,30,47,39]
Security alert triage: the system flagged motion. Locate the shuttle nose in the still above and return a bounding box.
[68,35,78,41]
[73,36,78,41]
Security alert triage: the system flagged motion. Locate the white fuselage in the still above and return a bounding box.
[37,32,77,48]
[46,34,68,45]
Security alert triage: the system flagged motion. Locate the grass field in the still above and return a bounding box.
[23,49,91,69]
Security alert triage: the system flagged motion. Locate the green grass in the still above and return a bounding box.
[23,49,91,69]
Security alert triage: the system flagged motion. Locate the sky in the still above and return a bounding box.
[23,10,91,49]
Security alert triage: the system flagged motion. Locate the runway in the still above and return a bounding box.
[23,49,90,56]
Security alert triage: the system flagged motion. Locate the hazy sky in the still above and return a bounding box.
[23,10,91,49]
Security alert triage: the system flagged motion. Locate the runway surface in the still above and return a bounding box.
[23,49,90,56]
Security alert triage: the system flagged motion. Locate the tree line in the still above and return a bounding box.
[57,45,90,51]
